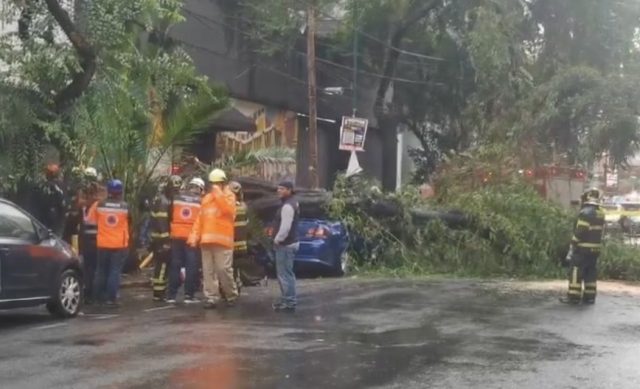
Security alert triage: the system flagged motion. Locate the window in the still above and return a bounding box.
[0,203,37,242]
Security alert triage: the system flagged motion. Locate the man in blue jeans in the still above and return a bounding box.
[167,177,205,303]
[88,179,130,307]
[272,181,300,313]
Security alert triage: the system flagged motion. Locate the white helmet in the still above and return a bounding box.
[84,167,98,178]
[189,177,205,190]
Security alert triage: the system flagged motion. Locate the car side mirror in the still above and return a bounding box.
[38,227,53,242]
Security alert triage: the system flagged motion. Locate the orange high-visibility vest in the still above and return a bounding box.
[95,200,130,249]
[188,187,236,249]
[171,192,201,240]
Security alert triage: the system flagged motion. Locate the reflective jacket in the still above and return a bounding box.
[149,193,171,250]
[234,201,249,255]
[90,199,130,250]
[171,192,201,240]
[188,186,236,249]
[571,204,605,253]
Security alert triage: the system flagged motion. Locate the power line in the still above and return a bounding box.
[183,8,441,87]
[175,38,339,105]
[317,8,446,63]
[213,3,445,62]
[192,6,441,66]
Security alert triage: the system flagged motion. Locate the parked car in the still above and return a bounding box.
[257,218,350,277]
[0,198,83,317]
[295,219,349,276]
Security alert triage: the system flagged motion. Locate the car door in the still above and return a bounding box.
[0,202,47,300]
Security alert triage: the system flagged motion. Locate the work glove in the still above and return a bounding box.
[560,246,573,268]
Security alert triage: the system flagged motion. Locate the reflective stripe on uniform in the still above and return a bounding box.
[576,243,602,249]
[235,221,249,227]
[151,232,170,238]
[584,282,597,295]
[151,212,168,218]
[97,207,128,214]
[576,220,590,228]
[568,267,582,296]
[173,200,201,208]
[152,264,167,291]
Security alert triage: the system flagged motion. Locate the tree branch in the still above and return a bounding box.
[374,0,441,119]
[43,0,97,112]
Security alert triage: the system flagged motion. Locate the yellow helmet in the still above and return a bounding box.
[208,168,227,183]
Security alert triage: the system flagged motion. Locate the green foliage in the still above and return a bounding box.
[330,171,640,280]
[599,240,640,281]
[329,174,568,278]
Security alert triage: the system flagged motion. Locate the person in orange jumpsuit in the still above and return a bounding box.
[188,169,237,308]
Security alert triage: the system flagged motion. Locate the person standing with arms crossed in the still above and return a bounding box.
[271,181,300,313]
[88,179,130,307]
[188,169,238,308]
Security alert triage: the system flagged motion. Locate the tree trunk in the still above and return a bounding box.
[43,0,97,112]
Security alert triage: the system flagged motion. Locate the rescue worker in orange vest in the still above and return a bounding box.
[88,179,130,307]
[188,169,238,308]
[167,177,205,304]
[149,176,176,301]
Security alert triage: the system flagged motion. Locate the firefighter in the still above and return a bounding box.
[89,179,130,306]
[188,169,238,308]
[228,181,251,289]
[63,167,98,250]
[149,176,178,301]
[561,187,605,305]
[80,179,100,304]
[167,177,205,304]
[40,164,67,236]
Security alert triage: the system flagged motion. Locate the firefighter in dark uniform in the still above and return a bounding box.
[40,164,67,236]
[561,188,605,305]
[229,181,249,289]
[149,176,178,301]
[80,178,100,304]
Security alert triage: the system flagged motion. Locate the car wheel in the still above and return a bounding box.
[47,269,82,318]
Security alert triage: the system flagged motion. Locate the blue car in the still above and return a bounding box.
[256,219,350,277]
[294,219,349,276]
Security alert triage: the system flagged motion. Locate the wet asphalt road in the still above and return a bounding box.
[1,278,640,389]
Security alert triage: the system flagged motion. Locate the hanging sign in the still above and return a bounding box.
[339,116,368,151]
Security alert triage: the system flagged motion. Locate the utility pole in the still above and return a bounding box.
[307,1,319,189]
[352,0,358,117]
